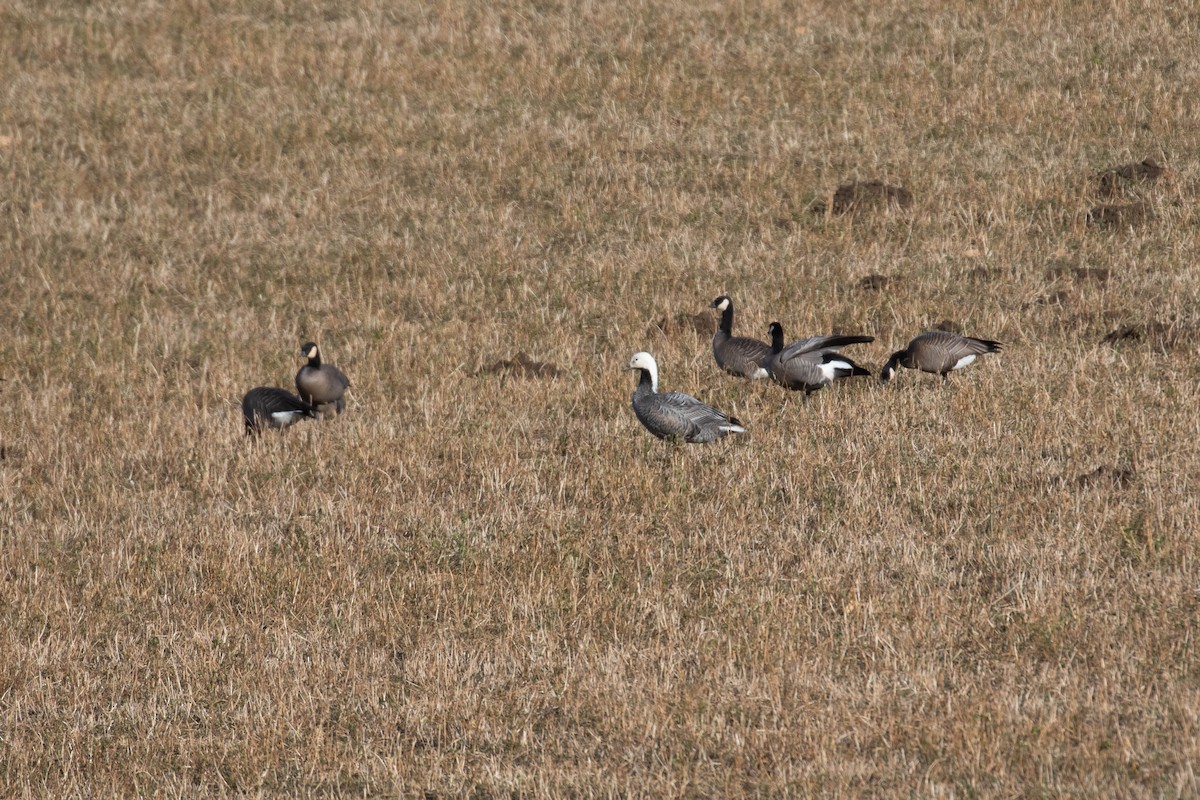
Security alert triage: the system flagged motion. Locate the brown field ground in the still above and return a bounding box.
[2,0,1199,795]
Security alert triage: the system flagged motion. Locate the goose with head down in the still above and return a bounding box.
[881,331,1002,384]
[241,387,316,436]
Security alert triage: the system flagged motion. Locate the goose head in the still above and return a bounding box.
[625,351,659,391]
[766,322,785,351]
[880,351,904,383]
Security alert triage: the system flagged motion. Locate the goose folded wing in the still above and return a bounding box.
[657,391,736,437]
[258,390,312,415]
[729,336,772,359]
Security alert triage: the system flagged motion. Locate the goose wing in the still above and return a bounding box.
[916,331,1001,372]
[774,351,827,388]
[297,363,351,404]
[326,364,351,390]
[715,334,772,377]
[773,348,873,390]
[244,387,313,416]
[640,391,743,442]
[242,388,315,432]
[777,334,874,363]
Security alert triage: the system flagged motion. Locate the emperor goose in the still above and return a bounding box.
[295,341,350,415]
[765,322,874,401]
[881,331,1002,383]
[710,295,771,379]
[627,351,746,443]
[242,387,316,436]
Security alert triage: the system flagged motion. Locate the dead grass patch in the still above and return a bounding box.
[478,352,564,380]
[2,0,1199,796]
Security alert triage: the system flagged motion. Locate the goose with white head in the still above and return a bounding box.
[765,322,874,402]
[626,351,747,443]
[709,295,771,379]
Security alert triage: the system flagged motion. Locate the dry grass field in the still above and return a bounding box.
[2,0,1199,795]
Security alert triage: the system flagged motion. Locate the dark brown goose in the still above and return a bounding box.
[710,295,771,379]
[881,331,1002,383]
[627,352,747,443]
[765,322,874,402]
[241,387,316,436]
[295,341,350,415]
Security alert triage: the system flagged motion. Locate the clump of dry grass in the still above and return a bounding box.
[2,0,1199,796]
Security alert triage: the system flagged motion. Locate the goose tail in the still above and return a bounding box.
[722,417,747,434]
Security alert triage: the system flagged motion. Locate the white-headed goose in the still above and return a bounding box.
[710,295,771,379]
[765,322,874,401]
[881,331,1002,383]
[242,387,316,436]
[296,341,350,416]
[626,352,747,443]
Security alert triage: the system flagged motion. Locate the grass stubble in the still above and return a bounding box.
[1,0,1199,795]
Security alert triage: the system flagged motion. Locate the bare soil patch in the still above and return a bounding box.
[824,180,914,215]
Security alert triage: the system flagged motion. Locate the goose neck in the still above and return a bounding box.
[718,303,734,335]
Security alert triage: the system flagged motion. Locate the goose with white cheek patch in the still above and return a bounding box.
[242,387,317,436]
[710,295,771,379]
[296,341,351,416]
[626,352,747,443]
[881,331,1002,384]
[765,322,874,403]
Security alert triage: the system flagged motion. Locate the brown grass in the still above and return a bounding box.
[2,0,1199,796]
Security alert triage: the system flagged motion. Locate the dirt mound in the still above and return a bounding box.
[1101,320,1199,351]
[832,180,913,214]
[857,273,893,291]
[478,352,563,379]
[1046,265,1112,284]
[933,319,963,335]
[1094,158,1172,198]
[1075,465,1136,490]
[649,310,717,339]
[1086,202,1154,228]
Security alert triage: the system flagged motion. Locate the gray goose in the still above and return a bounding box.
[710,295,771,379]
[295,341,350,415]
[626,352,747,443]
[242,387,316,436]
[881,331,1002,383]
[765,322,874,402]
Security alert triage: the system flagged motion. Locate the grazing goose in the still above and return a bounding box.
[765,322,874,401]
[626,351,747,443]
[295,341,350,415]
[881,331,1002,383]
[710,295,771,379]
[242,387,316,436]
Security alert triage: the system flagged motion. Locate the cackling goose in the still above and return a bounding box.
[765,322,874,401]
[242,387,316,436]
[710,296,771,379]
[881,331,1002,383]
[296,341,351,416]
